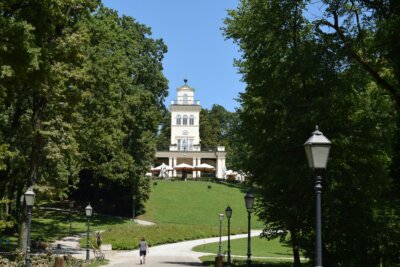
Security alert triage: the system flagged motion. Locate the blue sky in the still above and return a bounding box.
[102,0,243,112]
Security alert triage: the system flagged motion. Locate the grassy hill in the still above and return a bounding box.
[14,180,267,250]
[138,180,264,229]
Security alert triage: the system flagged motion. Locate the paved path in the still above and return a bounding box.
[51,230,263,266]
[105,231,262,267]
[50,218,264,267]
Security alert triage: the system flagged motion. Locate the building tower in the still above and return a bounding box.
[155,80,226,178]
[169,80,201,151]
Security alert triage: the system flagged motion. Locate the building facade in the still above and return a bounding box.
[155,81,227,178]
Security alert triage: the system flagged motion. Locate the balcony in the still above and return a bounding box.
[171,99,201,106]
[169,144,201,152]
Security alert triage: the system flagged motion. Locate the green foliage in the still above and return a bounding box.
[0,1,168,246]
[224,0,399,266]
[156,111,171,150]
[0,253,105,267]
[200,105,233,149]
[73,6,168,215]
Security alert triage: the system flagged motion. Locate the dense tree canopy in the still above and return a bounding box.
[224,0,399,266]
[0,0,168,242]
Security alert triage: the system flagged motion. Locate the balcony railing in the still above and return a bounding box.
[156,145,226,152]
[171,99,201,106]
[169,145,201,152]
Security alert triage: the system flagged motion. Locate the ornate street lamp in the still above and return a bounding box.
[85,204,93,261]
[69,200,75,235]
[304,126,331,267]
[24,188,35,267]
[244,190,254,267]
[225,206,232,266]
[218,213,224,256]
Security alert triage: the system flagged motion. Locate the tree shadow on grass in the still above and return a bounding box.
[31,208,130,242]
[201,259,295,267]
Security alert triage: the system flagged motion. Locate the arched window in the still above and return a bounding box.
[176,115,181,125]
[183,93,188,104]
[183,115,188,125]
[189,115,194,125]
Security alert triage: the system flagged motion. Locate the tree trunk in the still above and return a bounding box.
[390,107,400,198]
[290,229,301,267]
[19,95,46,249]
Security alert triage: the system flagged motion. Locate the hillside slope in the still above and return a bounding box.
[138,180,264,229]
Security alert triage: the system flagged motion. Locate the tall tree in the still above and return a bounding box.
[0,0,99,247]
[224,0,398,266]
[75,6,168,216]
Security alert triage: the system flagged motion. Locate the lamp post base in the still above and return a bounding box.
[215,255,223,267]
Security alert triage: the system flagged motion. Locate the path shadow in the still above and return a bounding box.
[162,261,204,266]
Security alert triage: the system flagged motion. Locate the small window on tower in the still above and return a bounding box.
[183,94,188,104]
[177,115,181,125]
[183,115,188,125]
[189,115,194,125]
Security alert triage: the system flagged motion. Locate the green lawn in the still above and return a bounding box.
[0,207,132,250]
[139,180,264,229]
[193,236,294,258]
[196,236,309,267]
[82,181,266,249]
[6,181,271,251]
[31,207,131,242]
[199,255,297,267]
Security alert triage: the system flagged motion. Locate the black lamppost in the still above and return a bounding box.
[24,188,35,267]
[69,200,75,235]
[85,204,93,261]
[225,206,232,266]
[304,126,331,267]
[218,213,224,256]
[244,190,254,267]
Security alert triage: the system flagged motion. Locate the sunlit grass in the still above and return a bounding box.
[139,180,264,229]
[193,236,294,258]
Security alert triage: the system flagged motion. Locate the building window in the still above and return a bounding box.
[176,115,181,125]
[177,138,193,151]
[187,139,193,150]
[189,115,194,125]
[183,93,188,104]
[183,115,188,125]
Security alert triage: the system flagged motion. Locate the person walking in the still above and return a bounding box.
[96,232,102,249]
[139,237,149,264]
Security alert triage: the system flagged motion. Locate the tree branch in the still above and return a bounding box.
[317,19,400,106]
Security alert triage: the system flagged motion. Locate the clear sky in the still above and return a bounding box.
[102,0,244,112]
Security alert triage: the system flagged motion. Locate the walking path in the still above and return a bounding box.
[104,231,262,267]
[51,227,263,266]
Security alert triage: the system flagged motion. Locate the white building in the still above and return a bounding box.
[155,81,227,178]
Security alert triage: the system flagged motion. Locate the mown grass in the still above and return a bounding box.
[7,181,273,252]
[139,180,264,229]
[193,236,294,258]
[31,207,131,242]
[79,180,267,249]
[0,207,131,249]
[82,223,249,250]
[200,255,298,267]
